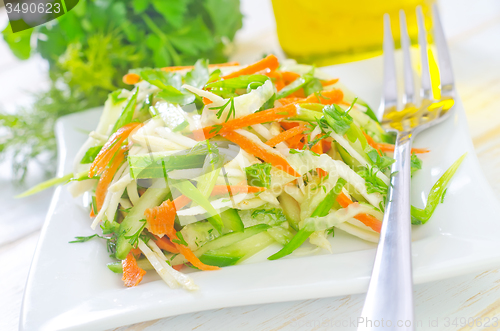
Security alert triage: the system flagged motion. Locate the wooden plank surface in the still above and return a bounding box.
[1,0,500,330]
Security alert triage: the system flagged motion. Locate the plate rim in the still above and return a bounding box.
[19,60,500,331]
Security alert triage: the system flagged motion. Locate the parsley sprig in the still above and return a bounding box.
[124,219,147,248]
[245,163,272,188]
[358,166,389,195]
[69,219,122,258]
[321,98,357,135]
[411,154,423,175]
[69,234,106,243]
[209,124,224,135]
[172,232,189,247]
[366,150,395,172]
[210,97,236,122]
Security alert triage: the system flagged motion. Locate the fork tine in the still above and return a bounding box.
[416,6,433,101]
[399,10,415,106]
[432,3,455,98]
[377,14,398,120]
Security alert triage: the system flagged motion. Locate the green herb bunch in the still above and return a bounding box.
[1,0,243,181]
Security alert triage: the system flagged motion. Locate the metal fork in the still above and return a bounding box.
[358,4,455,330]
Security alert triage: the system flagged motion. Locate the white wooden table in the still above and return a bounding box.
[1,0,500,330]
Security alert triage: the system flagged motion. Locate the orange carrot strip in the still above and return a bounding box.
[221,130,300,177]
[320,78,339,86]
[145,201,220,271]
[122,252,146,287]
[362,132,429,154]
[320,89,343,104]
[275,79,286,91]
[290,88,306,98]
[311,140,328,177]
[210,62,240,67]
[316,168,328,178]
[144,202,172,237]
[210,185,266,195]
[264,70,300,83]
[336,192,382,233]
[336,192,353,209]
[196,103,297,140]
[279,97,304,105]
[202,97,213,105]
[263,69,280,79]
[280,122,300,130]
[95,148,126,211]
[123,73,141,85]
[281,71,301,84]
[300,94,321,103]
[277,85,341,104]
[310,140,323,154]
[299,94,320,104]
[172,194,192,210]
[173,265,183,271]
[265,70,301,89]
[362,132,383,156]
[162,66,195,72]
[268,70,299,90]
[222,55,279,79]
[263,70,285,90]
[322,139,332,152]
[176,243,220,270]
[362,131,377,146]
[266,125,307,147]
[299,88,344,105]
[354,213,382,233]
[130,247,142,258]
[287,133,305,149]
[153,235,179,254]
[89,206,96,218]
[296,139,306,150]
[377,143,430,154]
[89,122,142,178]
[162,62,240,72]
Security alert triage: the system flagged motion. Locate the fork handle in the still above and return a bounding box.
[358,131,414,331]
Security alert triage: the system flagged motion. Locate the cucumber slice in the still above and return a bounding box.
[221,208,244,232]
[107,258,154,273]
[335,142,363,171]
[170,224,270,265]
[238,205,287,228]
[180,221,219,250]
[347,105,395,143]
[198,253,239,267]
[278,192,301,231]
[345,182,369,204]
[266,226,294,245]
[115,185,170,260]
[107,262,123,273]
[269,178,346,260]
[179,209,244,251]
[199,231,275,267]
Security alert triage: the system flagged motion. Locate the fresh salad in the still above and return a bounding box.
[21,55,465,290]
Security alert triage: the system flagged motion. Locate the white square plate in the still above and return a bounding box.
[20,57,500,331]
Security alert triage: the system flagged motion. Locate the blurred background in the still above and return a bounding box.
[0,0,433,190]
[1,0,500,330]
